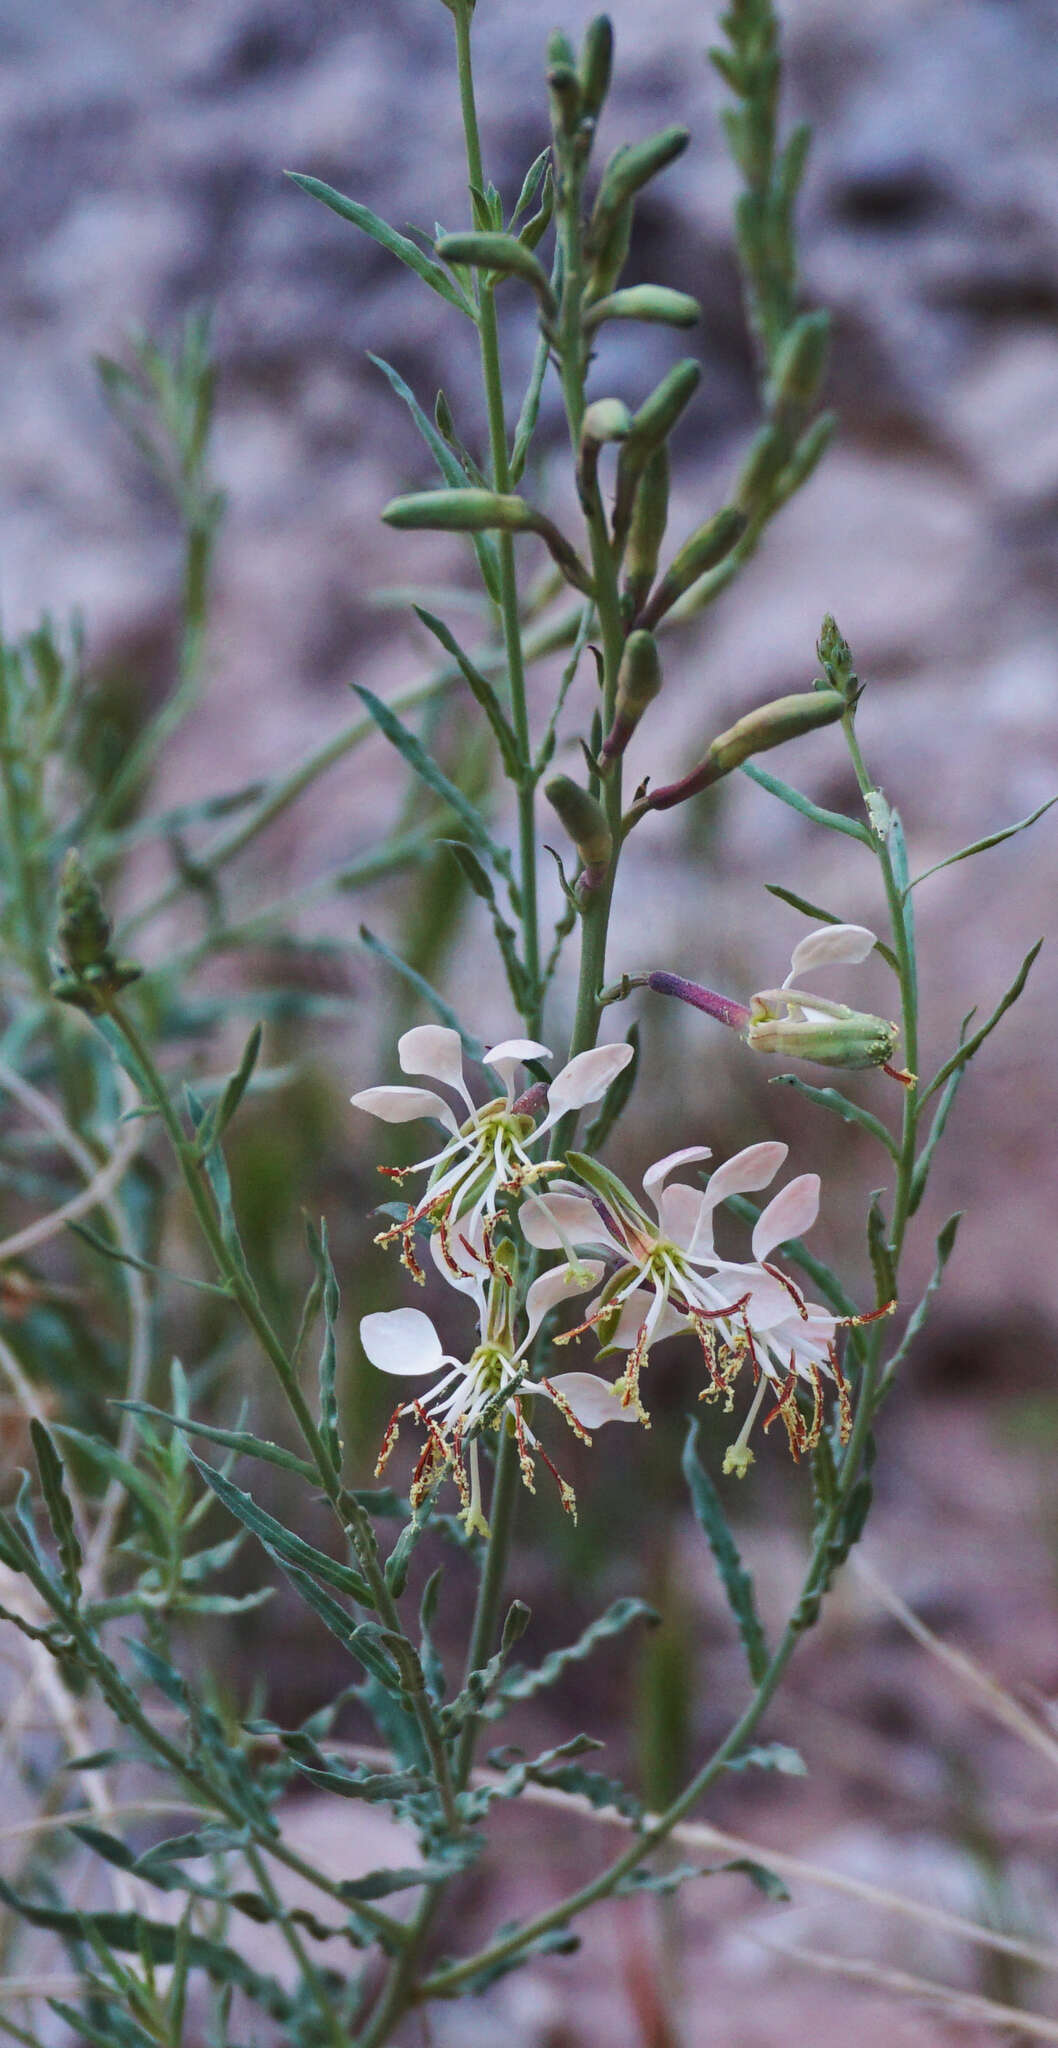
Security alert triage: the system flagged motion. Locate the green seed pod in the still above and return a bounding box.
[583,285,701,334]
[544,775,613,887]
[769,310,830,411]
[435,232,556,319]
[578,15,614,121]
[578,397,632,507]
[707,690,845,776]
[591,126,690,233]
[638,505,745,627]
[620,445,669,613]
[547,38,581,138]
[612,363,699,550]
[383,490,594,596]
[733,422,789,513]
[745,997,897,1071]
[601,629,663,763]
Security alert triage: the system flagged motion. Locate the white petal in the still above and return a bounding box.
[751,1174,821,1261]
[611,1289,688,1348]
[485,1038,551,1098]
[541,1043,634,1123]
[783,924,876,988]
[658,1183,712,1252]
[429,1222,488,1302]
[546,1372,641,1427]
[524,1260,605,1341]
[642,1145,712,1203]
[350,1085,459,1134]
[397,1025,467,1094]
[360,1307,444,1377]
[519,1192,620,1253]
[681,1143,788,1260]
[704,1263,801,1331]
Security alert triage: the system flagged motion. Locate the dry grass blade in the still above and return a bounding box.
[854,1556,1058,1777]
[757,1934,1058,2040]
[0,1123,142,1265]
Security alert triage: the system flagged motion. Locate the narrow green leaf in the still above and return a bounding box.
[276,1563,397,1684]
[921,941,1043,1105]
[908,1028,970,1216]
[866,1192,896,1306]
[367,354,500,600]
[189,1455,373,1605]
[887,809,918,1012]
[614,1861,702,1898]
[741,761,872,842]
[114,1403,317,1482]
[354,685,511,876]
[53,1425,169,1544]
[907,797,1056,893]
[286,175,476,318]
[305,1216,343,1476]
[682,1418,768,1682]
[764,883,899,973]
[510,326,552,486]
[769,1073,898,1158]
[413,606,521,777]
[721,1857,790,1902]
[67,1223,231,1297]
[210,1022,263,1144]
[482,1597,656,1719]
[441,841,528,1013]
[726,1743,806,1776]
[882,1213,962,1385]
[359,926,489,1064]
[30,1420,83,1604]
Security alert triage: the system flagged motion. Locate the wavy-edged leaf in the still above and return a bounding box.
[305,1216,342,1475]
[287,175,476,318]
[189,1454,373,1606]
[114,1403,317,1483]
[882,1213,962,1387]
[30,1420,83,1604]
[615,1861,702,1897]
[921,941,1043,1106]
[741,761,871,843]
[907,797,1056,894]
[769,1073,897,1158]
[275,1563,397,1685]
[441,1599,532,1732]
[682,1418,768,1683]
[368,355,499,600]
[481,1597,656,1720]
[413,606,521,777]
[354,685,511,877]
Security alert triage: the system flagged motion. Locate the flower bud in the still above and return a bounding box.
[637,506,745,628]
[733,423,789,513]
[584,196,633,303]
[544,775,612,892]
[591,127,690,237]
[816,613,859,701]
[583,285,700,334]
[620,447,669,613]
[547,38,581,138]
[52,851,141,1013]
[705,690,845,776]
[435,232,557,319]
[769,311,830,411]
[382,490,594,596]
[601,630,663,764]
[578,15,614,121]
[577,398,632,508]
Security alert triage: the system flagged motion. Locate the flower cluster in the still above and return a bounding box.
[353,1028,638,1527]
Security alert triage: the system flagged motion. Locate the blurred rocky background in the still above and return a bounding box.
[2,0,1058,2040]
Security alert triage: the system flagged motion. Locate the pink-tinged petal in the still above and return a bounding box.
[360,1307,444,1377]
[642,1145,712,1204]
[704,1263,801,1331]
[519,1192,621,1253]
[524,1260,605,1341]
[547,1372,641,1427]
[611,1290,687,1348]
[397,1025,467,1095]
[751,1174,821,1261]
[686,1142,789,1259]
[658,1183,712,1253]
[541,1042,634,1124]
[485,1038,552,1100]
[350,1085,459,1134]
[429,1224,488,1302]
[783,924,876,988]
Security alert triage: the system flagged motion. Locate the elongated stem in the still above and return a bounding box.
[453,2,540,1025]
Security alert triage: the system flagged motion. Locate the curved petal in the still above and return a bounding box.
[611,1289,688,1349]
[642,1145,712,1205]
[540,1043,634,1126]
[751,1174,821,1261]
[519,1192,621,1254]
[658,1182,712,1253]
[398,1025,468,1096]
[485,1037,552,1104]
[360,1307,444,1377]
[350,1085,459,1134]
[681,1141,788,1260]
[523,1260,605,1343]
[429,1222,489,1305]
[702,1262,802,1331]
[783,924,876,988]
[547,1372,641,1427]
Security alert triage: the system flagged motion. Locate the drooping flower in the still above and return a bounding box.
[523,1140,864,1468]
[351,1025,634,1280]
[359,1241,636,1533]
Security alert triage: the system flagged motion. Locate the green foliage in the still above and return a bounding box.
[682,1419,769,1683]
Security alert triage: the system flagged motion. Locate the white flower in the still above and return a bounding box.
[746,924,901,1074]
[359,1251,636,1534]
[351,1025,634,1280]
[523,1140,854,1466]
